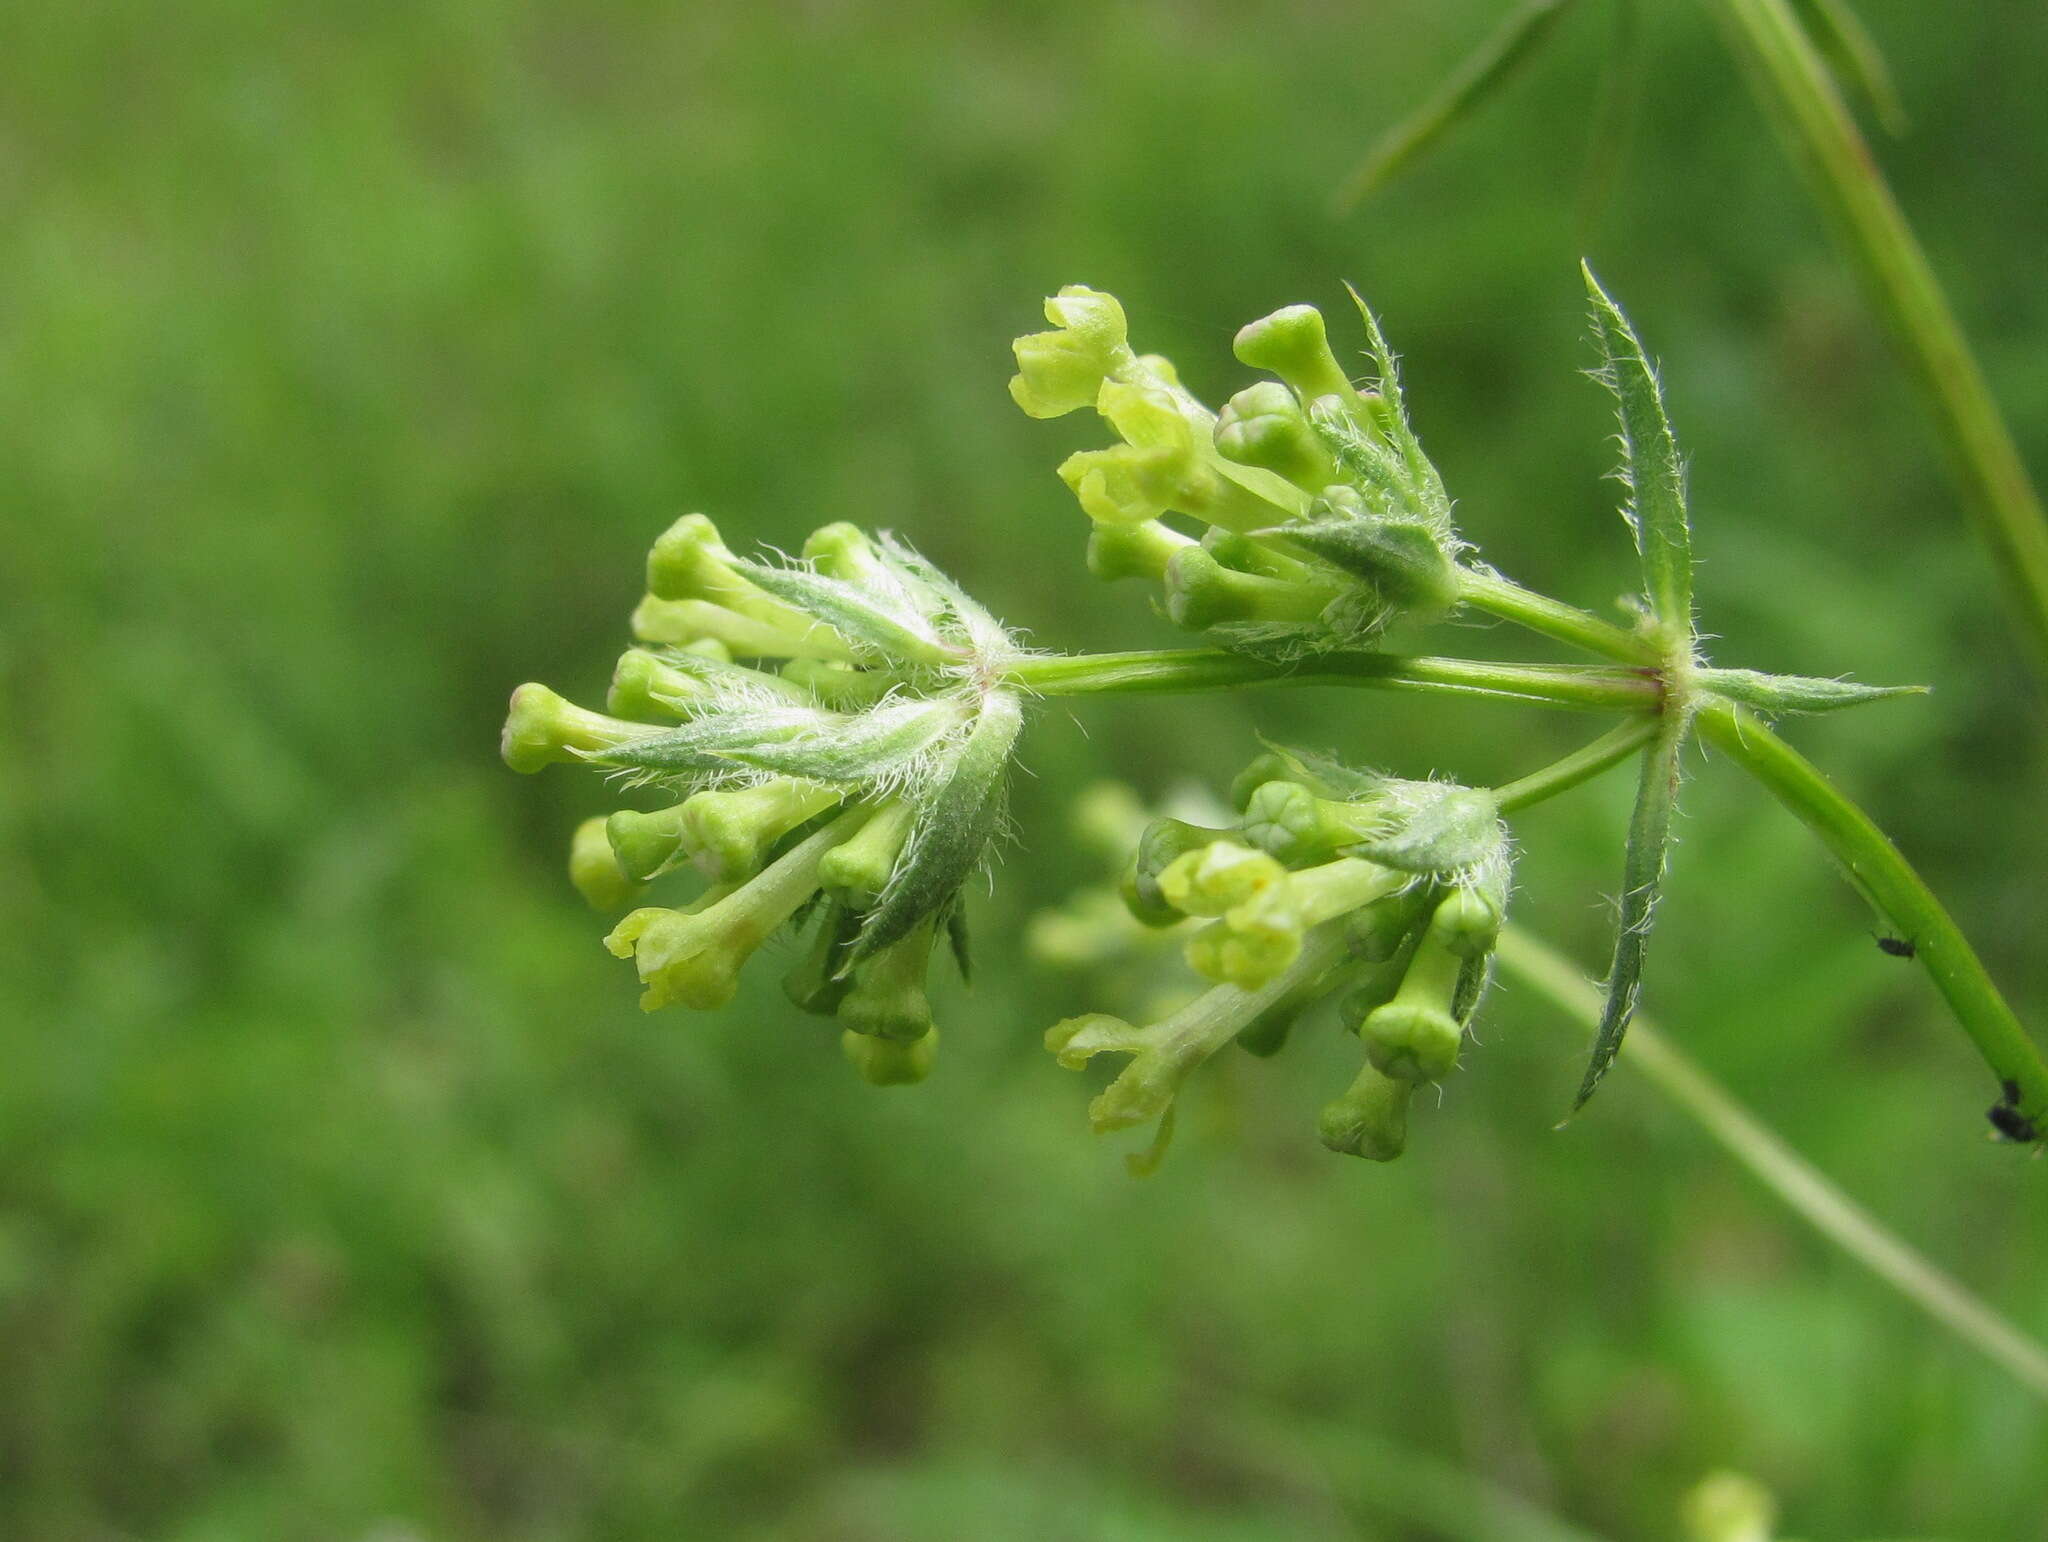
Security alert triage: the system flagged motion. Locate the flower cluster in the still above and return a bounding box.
[1009,285,1463,656]
[502,517,1025,1084]
[1044,744,1511,1171]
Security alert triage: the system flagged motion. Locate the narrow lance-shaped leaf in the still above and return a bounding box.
[1330,0,1583,214]
[1789,0,1908,137]
[1570,716,1684,1113]
[715,696,967,781]
[729,557,954,666]
[846,691,1023,966]
[1584,264,1693,645]
[1344,286,1453,523]
[1697,666,1925,715]
[582,706,835,774]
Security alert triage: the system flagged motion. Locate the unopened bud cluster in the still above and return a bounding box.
[1010,286,1464,657]
[504,516,1026,1084]
[1047,745,1512,1170]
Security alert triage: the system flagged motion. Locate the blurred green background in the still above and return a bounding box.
[3,1,2045,1537]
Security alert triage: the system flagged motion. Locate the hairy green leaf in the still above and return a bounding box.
[1698,666,1924,715]
[1571,716,1684,1113]
[847,691,1023,965]
[582,706,833,774]
[1331,0,1583,214]
[715,696,966,781]
[1351,783,1503,874]
[1583,265,1693,645]
[731,558,954,665]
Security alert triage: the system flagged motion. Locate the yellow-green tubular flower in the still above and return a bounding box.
[842,1026,938,1086]
[1429,872,1506,960]
[676,777,846,883]
[1184,856,1405,990]
[1318,1061,1414,1161]
[1008,285,1134,419]
[1046,923,1352,1148]
[818,800,915,907]
[603,807,871,1011]
[632,594,860,663]
[801,521,891,586]
[1214,380,1337,491]
[500,685,663,774]
[1359,927,1467,1084]
[608,646,810,722]
[646,514,819,635]
[570,816,645,912]
[1161,546,1340,632]
[605,801,692,882]
[1121,817,1235,927]
[838,919,938,1042]
[1156,841,1288,918]
[1233,304,1366,412]
[1085,520,1192,582]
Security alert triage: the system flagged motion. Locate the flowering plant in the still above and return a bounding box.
[503,271,2044,1167]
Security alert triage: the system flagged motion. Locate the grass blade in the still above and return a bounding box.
[1709,0,2048,683]
[1789,0,1908,136]
[1501,927,2048,1400]
[1330,0,1582,214]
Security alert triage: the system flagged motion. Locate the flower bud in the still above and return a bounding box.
[631,596,857,663]
[1429,880,1504,961]
[570,816,644,911]
[842,1025,938,1086]
[1361,929,1466,1084]
[501,684,655,774]
[1233,305,1357,406]
[1162,546,1334,632]
[679,777,845,883]
[801,521,890,587]
[1009,285,1132,419]
[1215,381,1336,489]
[1121,818,1233,927]
[1229,753,1300,811]
[1318,1061,1413,1161]
[838,921,937,1042]
[1085,520,1191,582]
[1157,841,1287,918]
[817,799,914,907]
[602,810,866,1010]
[607,648,693,722]
[646,515,812,634]
[1238,781,1384,865]
[605,801,691,882]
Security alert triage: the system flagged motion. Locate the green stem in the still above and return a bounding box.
[1708,0,2048,680]
[1493,716,1662,812]
[1699,702,2048,1123]
[1002,649,1660,713]
[1497,927,2048,1399]
[1455,565,1656,663]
